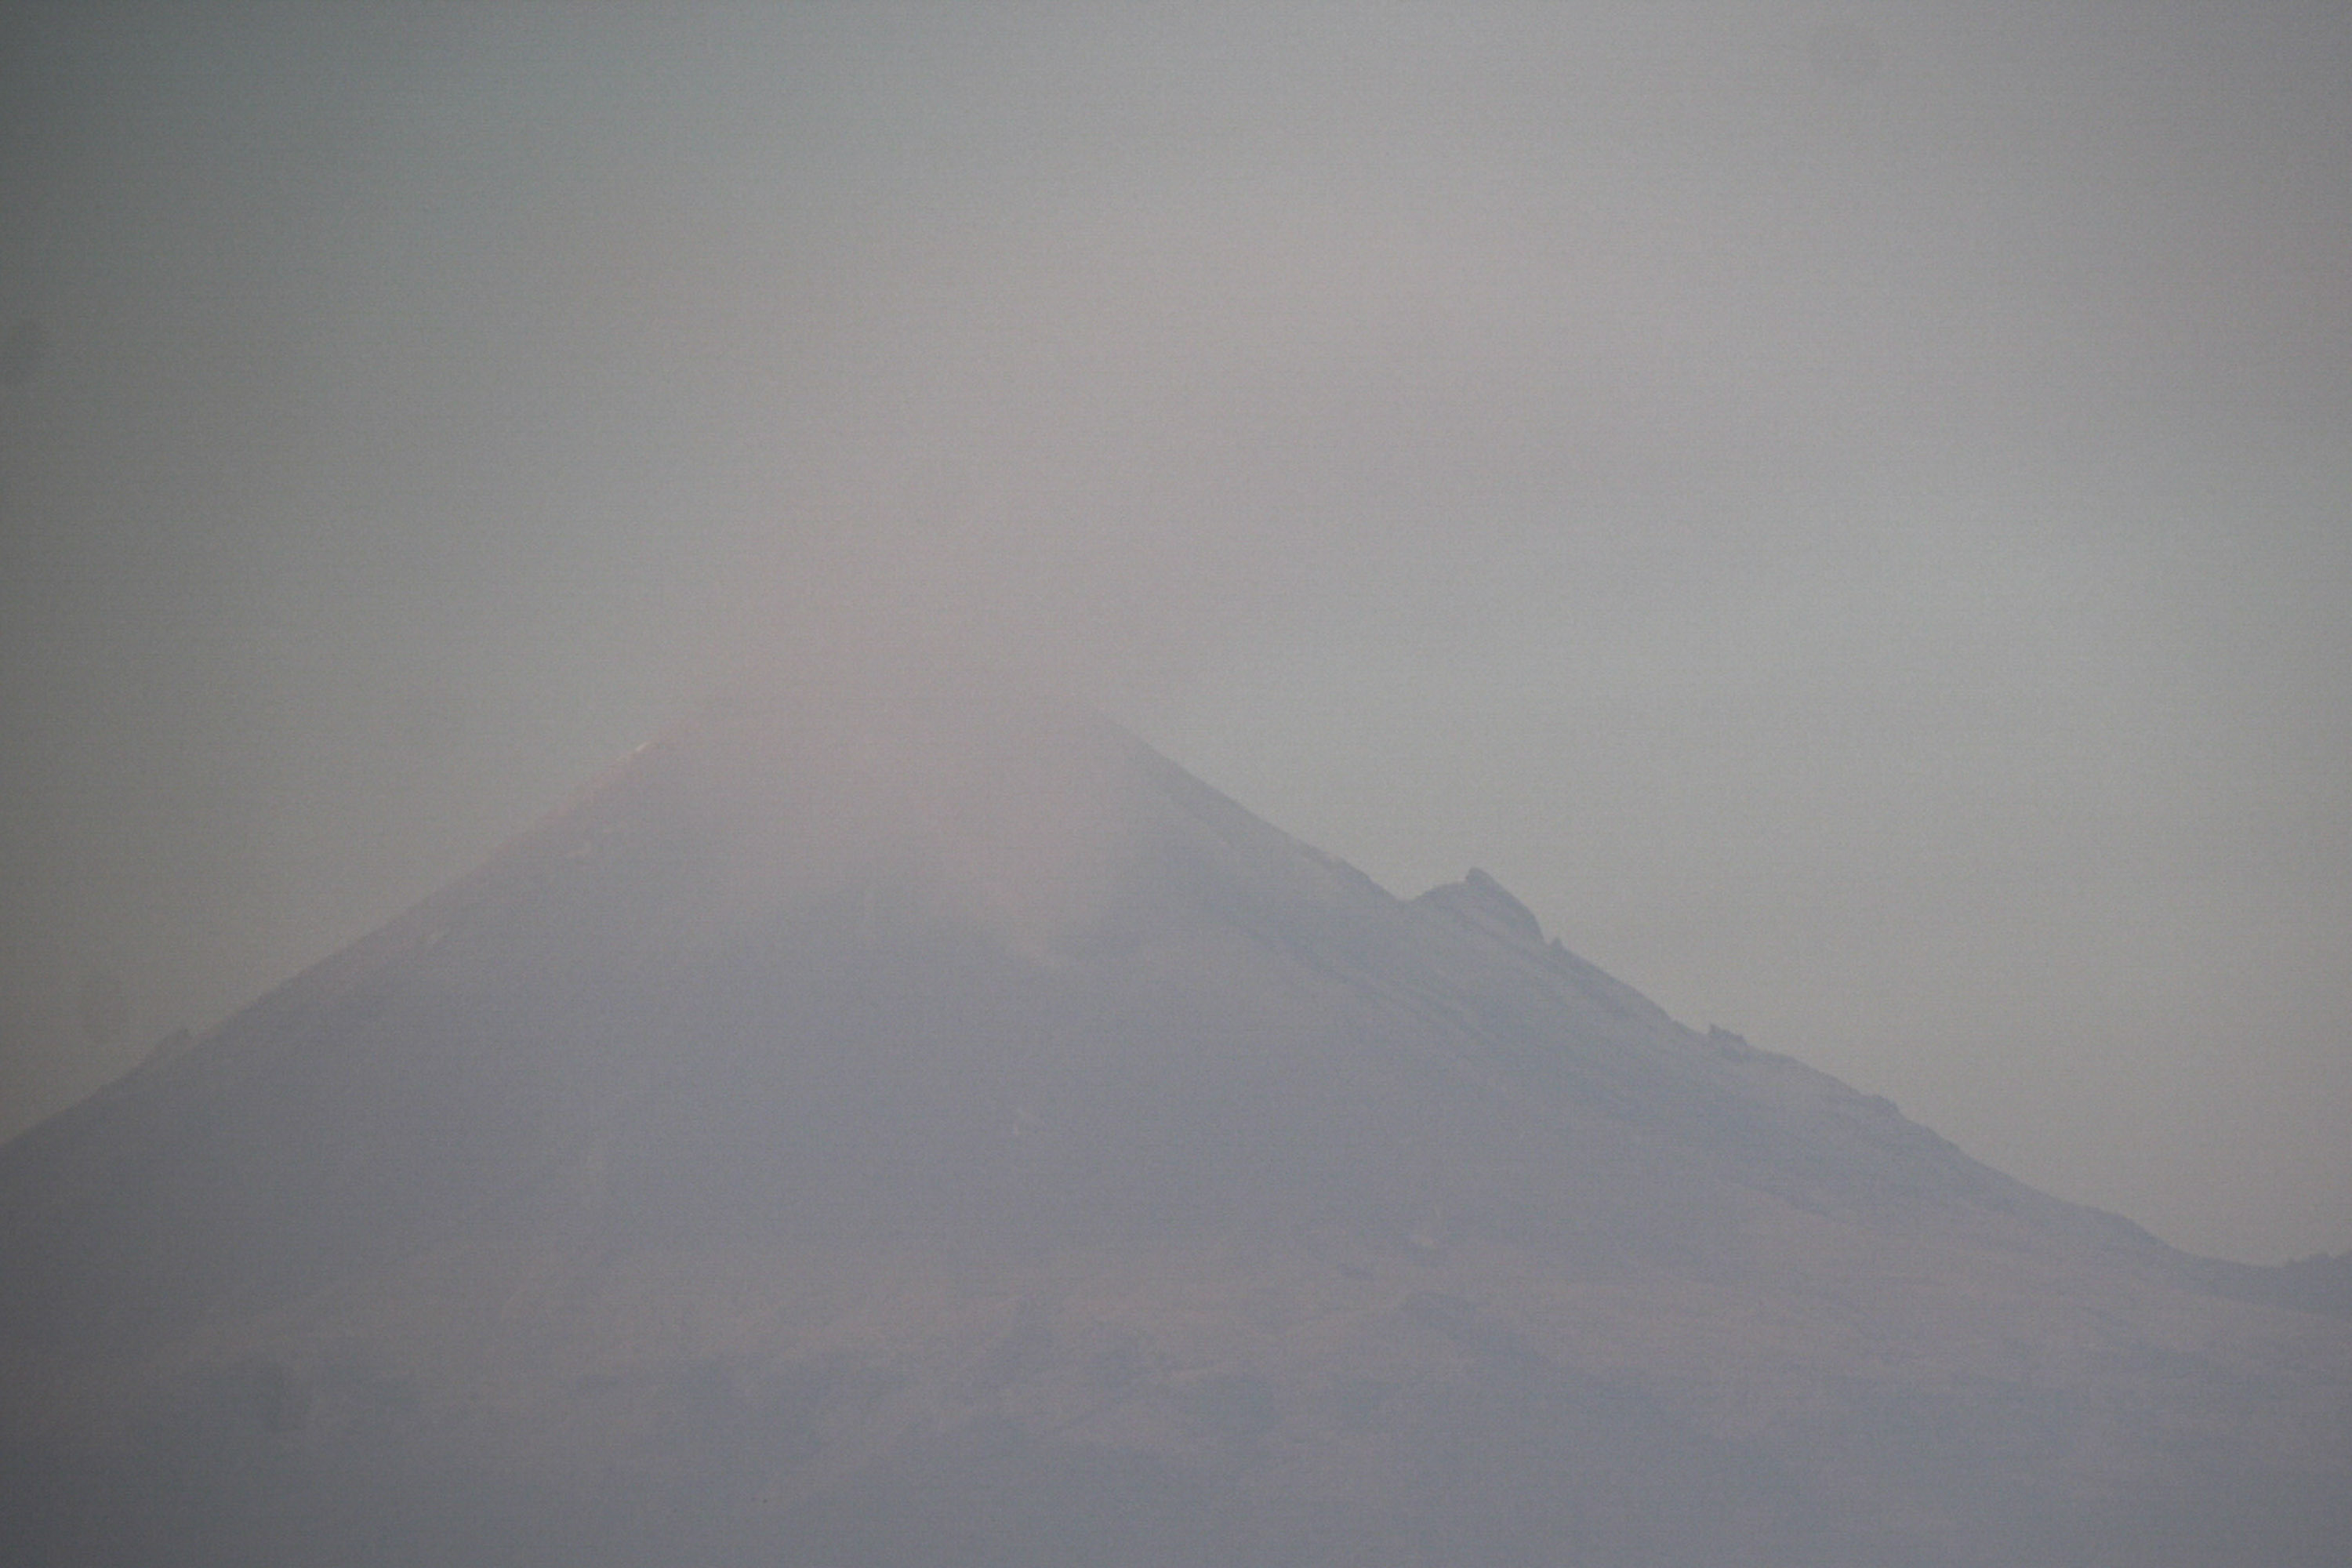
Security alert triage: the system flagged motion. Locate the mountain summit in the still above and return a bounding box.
[3,684,2347,1566]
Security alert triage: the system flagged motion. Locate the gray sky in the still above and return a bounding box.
[2,2,2347,1264]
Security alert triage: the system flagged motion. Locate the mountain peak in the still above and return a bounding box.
[1414,866,1544,945]
[2,695,2346,1566]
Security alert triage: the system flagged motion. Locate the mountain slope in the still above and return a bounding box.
[2,685,2347,1566]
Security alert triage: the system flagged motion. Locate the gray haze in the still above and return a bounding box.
[0,2,2347,1264]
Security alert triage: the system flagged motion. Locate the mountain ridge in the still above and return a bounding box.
[2,687,2347,1565]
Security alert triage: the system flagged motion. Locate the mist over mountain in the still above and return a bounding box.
[8,2,2351,1272]
[2,682,2345,1566]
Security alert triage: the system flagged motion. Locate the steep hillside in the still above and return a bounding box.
[3,687,2346,1566]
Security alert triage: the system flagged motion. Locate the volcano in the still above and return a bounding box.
[3,683,2347,1566]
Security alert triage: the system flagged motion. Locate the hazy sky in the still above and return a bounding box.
[2,2,2347,1264]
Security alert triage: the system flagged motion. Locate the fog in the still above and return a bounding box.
[2,2,2348,1264]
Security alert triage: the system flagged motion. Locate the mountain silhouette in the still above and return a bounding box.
[3,681,2347,1566]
